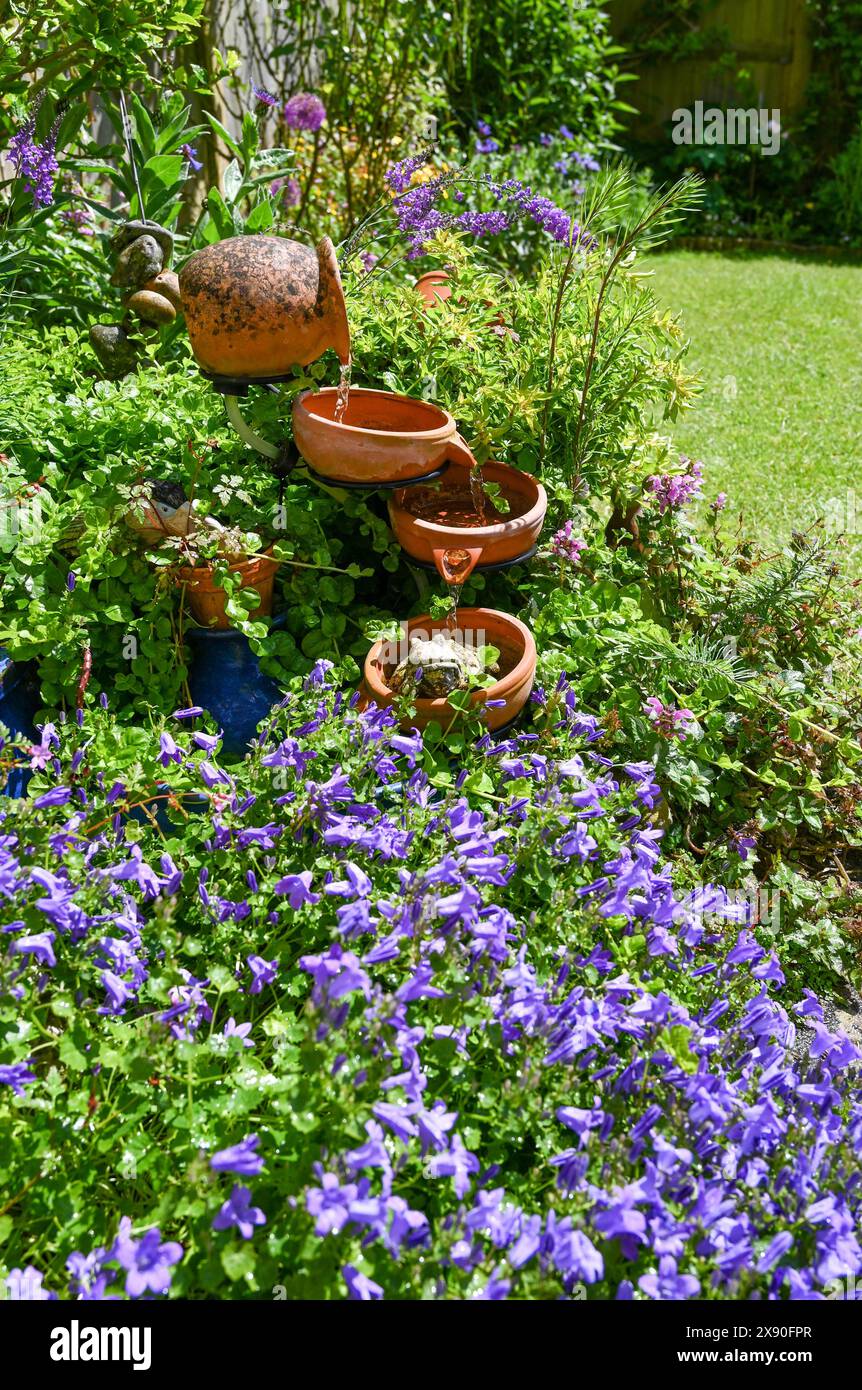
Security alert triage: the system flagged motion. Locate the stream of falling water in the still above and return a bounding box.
[334,356,352,423]
[469,465,487,526]
[442,548,472,633]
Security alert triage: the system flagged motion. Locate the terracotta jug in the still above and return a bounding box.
[179,235,350,379]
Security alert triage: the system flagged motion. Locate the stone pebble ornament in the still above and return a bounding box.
[89,219,180,377]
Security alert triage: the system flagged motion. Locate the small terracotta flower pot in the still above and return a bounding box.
[179,235,350,378]
[293,387,476,486]
[178,550,280,630]
[388,459,547,579]
[414,270,451,307]
[361,607,536,733]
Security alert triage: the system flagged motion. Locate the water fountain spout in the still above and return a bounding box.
[432,547,484,585]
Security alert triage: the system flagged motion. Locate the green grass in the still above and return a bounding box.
[645,251,862,567]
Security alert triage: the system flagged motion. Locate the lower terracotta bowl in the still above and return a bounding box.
[293,387,475,485]
[387,459,547,580]
[361,607,536,732]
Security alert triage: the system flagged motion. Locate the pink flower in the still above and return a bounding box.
[551,521,586,565]
[647,457,703,513]
[644,697,696,742]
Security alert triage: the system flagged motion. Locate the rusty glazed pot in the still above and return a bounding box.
[293,387,476,485]
[179,235,350,378]
[387,459,547,581]
[361,607,536,733]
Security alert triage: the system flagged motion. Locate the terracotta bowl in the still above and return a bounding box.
[361,607,536,732]
[388,459,547,581]
[414,270,452,307]
[293,387,475,485]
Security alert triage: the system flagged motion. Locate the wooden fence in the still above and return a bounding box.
[610,0,813,138]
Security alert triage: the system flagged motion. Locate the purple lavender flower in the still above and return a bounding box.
[11,932,56,967]
[274,870,320,908]
[4,1265,56,1300]
[212,1185,267,1240]
[9,105,60,208]
[643,697,696,742]
[32,786,73,808]
[223,1017,254,1048]
[283,92,327,132]
[60,206,94,236]
[271,175,301,208]
[181,143,203,171]
[385,152,428,194]
[647,457,704,513]
[210,1133,265,1176]
[638,1256,700,1300]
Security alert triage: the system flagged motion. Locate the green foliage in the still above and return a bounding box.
[0,1,207,103]
[437,0,635,145]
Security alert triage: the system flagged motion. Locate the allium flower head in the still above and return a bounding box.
[283,92,327,132]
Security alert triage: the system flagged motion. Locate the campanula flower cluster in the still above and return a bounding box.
[1,667,859,1301]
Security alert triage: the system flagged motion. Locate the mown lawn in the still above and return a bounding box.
[646,250,862,568]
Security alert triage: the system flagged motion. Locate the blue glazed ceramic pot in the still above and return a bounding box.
[186,619,286,757]
[0,649,40,798]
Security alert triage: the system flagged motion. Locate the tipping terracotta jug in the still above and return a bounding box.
[179,234,350,378]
